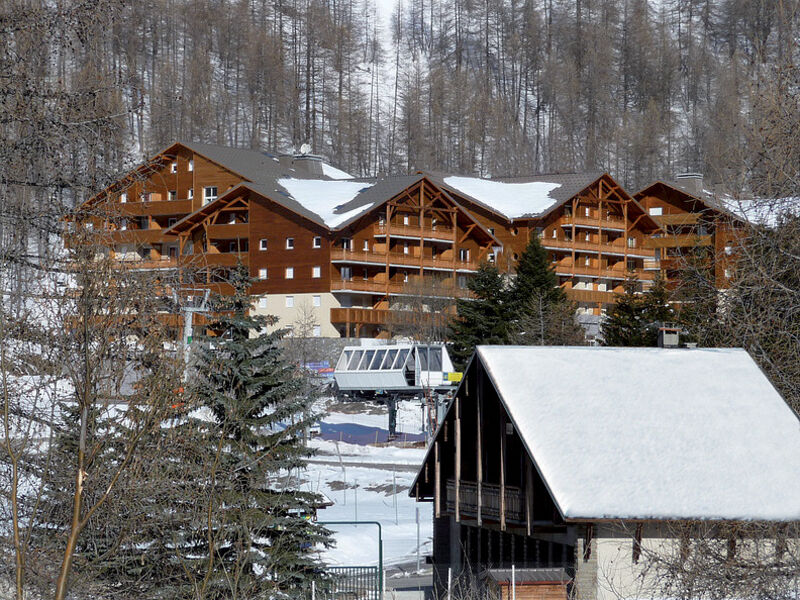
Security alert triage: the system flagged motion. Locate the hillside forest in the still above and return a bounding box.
[2,0,799,204]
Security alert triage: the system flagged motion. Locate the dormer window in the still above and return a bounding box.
[188,159,194,171]
[170,162,177,173]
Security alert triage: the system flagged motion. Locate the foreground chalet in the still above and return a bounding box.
[75,142,745,339]
[411,346,800,599]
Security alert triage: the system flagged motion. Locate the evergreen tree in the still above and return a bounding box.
[177,266,330,599]
[507,236,564,313]
[601,277,650,346]
[448,263,511,370]
[602,275,676,346]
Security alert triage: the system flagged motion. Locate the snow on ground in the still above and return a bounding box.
[444,176,562,218]
[320,398,426,435]
[277,178,374,228]
[304,396,431,567]
[306,459,431,568]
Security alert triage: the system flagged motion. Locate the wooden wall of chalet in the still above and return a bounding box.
[247,194,331,296]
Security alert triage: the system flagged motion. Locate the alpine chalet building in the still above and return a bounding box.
[76,141,734,339]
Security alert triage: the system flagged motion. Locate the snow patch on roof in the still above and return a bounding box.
[321,162,354,180]
[720,197,799,227]
[477,346,800,522]
[444,176,562,218]
[277,178,374,228]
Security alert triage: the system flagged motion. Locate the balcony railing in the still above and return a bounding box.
[373,223,455,242]
[330,248,480,272]
[541,237,653,258]
[445,479,525,523]
[564,288,620,304]
[120,199,193,217]
[552,263,656,281]
[330,307,449,327]
[330,278,472,298]
[560,215,627,230]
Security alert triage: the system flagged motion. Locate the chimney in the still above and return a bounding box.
[675,173,704,197]
[278,154,294,170]
[292,153,324,177]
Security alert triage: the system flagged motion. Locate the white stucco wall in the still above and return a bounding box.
[252,292,341,337]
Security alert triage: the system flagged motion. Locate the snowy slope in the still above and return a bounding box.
[276,178,374,227]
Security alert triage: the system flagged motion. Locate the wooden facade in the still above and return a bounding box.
[74,141,748,338]
[634,180,745,290]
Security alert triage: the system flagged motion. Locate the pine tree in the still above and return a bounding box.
[601,277,650,346]
[177,266,330,598]
[602,275,676,346]
[507,236,564,314]
[448,263,511,370]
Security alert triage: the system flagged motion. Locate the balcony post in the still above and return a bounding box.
[455,396,461,522]
[500,410,506,531]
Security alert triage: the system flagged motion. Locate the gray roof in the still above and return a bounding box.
[485,568,570,584]
[176,141,297,183]
[331,175,425,229]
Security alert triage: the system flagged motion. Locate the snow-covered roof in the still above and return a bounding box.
[718,197,800,228]
[275,178,375,228]
[476,346,800,522]
[321,162,354,180]
[443,177,563,219]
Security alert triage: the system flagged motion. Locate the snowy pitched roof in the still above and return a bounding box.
[475,346,800,522]
[432,172,605,220]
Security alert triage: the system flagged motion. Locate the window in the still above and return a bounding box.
[312,295,321,307]
[627,237,636,248]
[488,227,495,235]
[341,266,352,280]
[188,188,193,200]
[285,267,294,279]
[286,237,294,249]
[378,215,385,226]
[627,259,637,271]
[362,268,368,280]
[139,217,149,230]
[168,218,177,227]
[342,238,352,251]
[313,236,322,248]
[120,192,127,203]
[285,296,294,308]
[724,268,732,279]
[459,249,470,261]
[313,325,321,337]
[403,271,409,283]
[403,242,409,255]
[169,190,177,201]
[724,245,733,255]
[229,242,238,252]
[403,215,410,226]
[170,162,177,173]
[458,275,468,288]
[584,206,590,217]
[552,229,557,238]
[188,159,194,171]
[258,268,268,280]
[259,239,268,251]
[363,240,369,251]
[203,187,218,205]
[488,252,495,263]
[649,207,663,216]
[258,297,268,309]
[312,266,321,278]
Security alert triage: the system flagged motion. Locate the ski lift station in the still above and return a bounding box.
[333,342,461,397]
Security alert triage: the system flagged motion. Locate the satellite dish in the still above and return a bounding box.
[299,143,311,155]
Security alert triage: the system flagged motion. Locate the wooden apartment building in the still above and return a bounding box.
[75,142,741,339]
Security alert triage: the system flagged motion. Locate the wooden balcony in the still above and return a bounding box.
[373,223,455,242]
[644,234,713,249]
[564,288,619,304]
[561,215,626,230]
[542,238,652,258]
[654,213,702,226]
[553,264,655,281]
[445,479,525,523]
[330,307,448,327]
[184,252,249,267]
[120,199,193,217]
[108,229,175,244]
[207,223,249,239]
[330,278,472,298]
[118,257,178,270]
[330,248,480,272]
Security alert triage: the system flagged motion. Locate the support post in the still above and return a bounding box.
[435,440,441,518]
[500,410,506,531]
[455,395,461,522]
[477,366,483,526]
